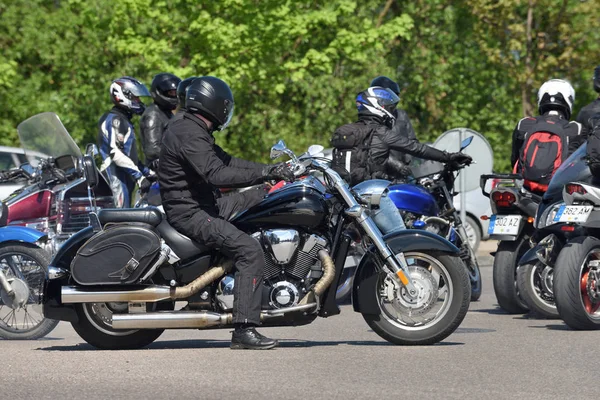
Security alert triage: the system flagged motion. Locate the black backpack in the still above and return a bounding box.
[330,122,374,185]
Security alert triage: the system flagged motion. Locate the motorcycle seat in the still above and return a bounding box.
[98,207,163,227]
[156,219,211,260]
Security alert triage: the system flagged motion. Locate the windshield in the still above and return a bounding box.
[544,143,592,203]
[16,112,81,163]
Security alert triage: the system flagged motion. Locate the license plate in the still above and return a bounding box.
[553,205,593,223]
[488,215,522,236]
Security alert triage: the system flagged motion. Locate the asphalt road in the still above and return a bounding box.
[1,255,593,400]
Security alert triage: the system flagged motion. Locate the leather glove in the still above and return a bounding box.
[138,176,152,193]
[446,152,473,166]
[262,162,295,182]
[148,159,160,173]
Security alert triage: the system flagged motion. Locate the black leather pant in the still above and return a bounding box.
[166,186,267,324]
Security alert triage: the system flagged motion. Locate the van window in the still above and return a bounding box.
[0,152,16,170]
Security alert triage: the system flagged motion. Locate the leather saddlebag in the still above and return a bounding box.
[71,224,161,285]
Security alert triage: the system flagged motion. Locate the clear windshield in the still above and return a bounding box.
[544,142,591,202]
[16,112,81,163]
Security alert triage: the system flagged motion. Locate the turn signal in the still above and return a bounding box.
[566,184,587,195]
[480,215,490,221]
[492,191,516,208]
[527,217,535,224]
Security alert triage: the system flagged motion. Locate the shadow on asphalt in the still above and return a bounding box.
[469,307,514,315]
[36,339,465,351]
[528,324,570,331]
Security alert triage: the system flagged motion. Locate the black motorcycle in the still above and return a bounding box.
[43,141,471,349]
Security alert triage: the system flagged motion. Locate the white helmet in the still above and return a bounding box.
[537,79,575,119]
[109,76,150,115]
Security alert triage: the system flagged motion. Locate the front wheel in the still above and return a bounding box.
[516,263,559,318]
[363,252,470,345]
[0,245,59,340]
[554,236,600,330]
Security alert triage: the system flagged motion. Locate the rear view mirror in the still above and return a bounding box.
[85,143,99,157]
[82,155,98,188]
[19,163,34,177]
[307,145,325,157]
[270,140,287,160]
[460,136,474,151]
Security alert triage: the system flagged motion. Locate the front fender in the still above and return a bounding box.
[352,230,459,315]
[0,226,47,244]
[519,246,539,266]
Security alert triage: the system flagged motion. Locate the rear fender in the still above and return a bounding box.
[352,230,459,315]
[43,226,95,323]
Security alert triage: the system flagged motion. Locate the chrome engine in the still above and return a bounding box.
[215,231,328,311]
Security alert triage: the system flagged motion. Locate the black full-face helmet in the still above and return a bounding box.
[177,76,199,109]
[150,73,182,110]
[185,76,234,131]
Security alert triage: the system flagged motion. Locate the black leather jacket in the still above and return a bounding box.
[140,103,173,167]
[576,98,600,137]
[389,109,418,165]
[510,112,584,168]
[158,112,265,217]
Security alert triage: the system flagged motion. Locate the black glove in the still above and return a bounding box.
[262,163,295,182]
[148,159,160,172]
[138,177,152,193]
[446,152,473,166]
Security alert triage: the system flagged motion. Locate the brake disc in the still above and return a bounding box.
[386,266,439,316]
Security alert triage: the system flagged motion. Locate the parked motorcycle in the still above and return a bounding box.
[480,173,540,314]
[0,112,113,340]
[548,145,600,329]
[43,140,470,349]
[390,136,482,301]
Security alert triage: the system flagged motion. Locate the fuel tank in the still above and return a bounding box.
[4,189,53,224]
[387,183,439,216]
[233,184,328,230]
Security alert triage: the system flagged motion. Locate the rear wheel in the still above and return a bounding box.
[0,245,59,340]
[554,237,600,330]
[72,301,173,349]
[363,251,470,345]
[516,262,559,318]
[493,240,529,314]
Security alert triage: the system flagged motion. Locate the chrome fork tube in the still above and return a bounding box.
[322,165,418,297]
[0,270,14,297]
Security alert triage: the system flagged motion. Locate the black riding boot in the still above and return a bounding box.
[231,324,279,350]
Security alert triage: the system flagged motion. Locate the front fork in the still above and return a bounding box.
[0,269,14,298]
[346,205,419,299]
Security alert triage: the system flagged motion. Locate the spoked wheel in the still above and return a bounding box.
[72,301,173,350]
[554,237,600,330]
[363,251,470,345]
[516,262,559,318]
[0,245,58,340]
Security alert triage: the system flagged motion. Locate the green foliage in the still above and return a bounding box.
[0,0,599,173]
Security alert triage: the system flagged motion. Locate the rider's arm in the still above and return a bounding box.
[384,128,449,162]
[214,144,266,170]
[100,115,144,180]
[181,134,264,188]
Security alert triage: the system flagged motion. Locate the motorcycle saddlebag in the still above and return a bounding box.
[71,224,161,285]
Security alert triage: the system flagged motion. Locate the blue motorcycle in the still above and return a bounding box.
[388,138,482,301]
[0,226,58,339]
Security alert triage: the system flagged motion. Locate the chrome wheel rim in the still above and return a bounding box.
[579,251,600,319]
[377,252,453,331]
[83,302,138,336]
[530,264,555,308]
[0,252,46,333]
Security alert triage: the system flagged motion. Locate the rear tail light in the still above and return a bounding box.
[491,179,501,189]
[566,184,587,195]
[492,191,516,208]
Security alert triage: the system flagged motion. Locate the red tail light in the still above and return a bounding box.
[491,179,501,189]
[566,184,587,195]
[492,191,516,208]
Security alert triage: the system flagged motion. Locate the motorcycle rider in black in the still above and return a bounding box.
[175,76,199,115]
[576,66,600,136]
[370,76,419,175]
[158,76,294,350]
[331,86,471,186]
[140,73,182,170]
[511,79,583,172]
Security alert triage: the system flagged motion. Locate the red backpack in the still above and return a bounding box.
[513,119,571,192]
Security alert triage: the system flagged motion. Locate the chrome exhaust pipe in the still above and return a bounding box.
[61,285,173,303]
[111,302,319,330]
[112,311,232,330]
